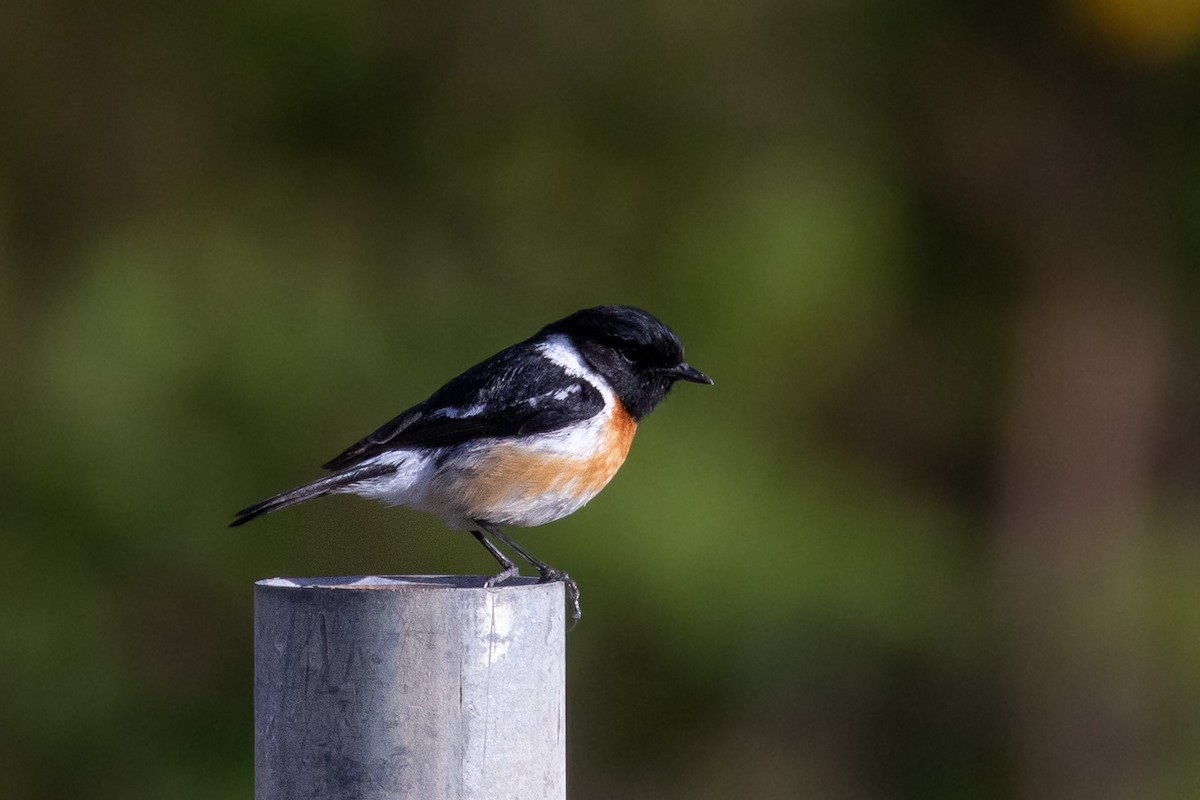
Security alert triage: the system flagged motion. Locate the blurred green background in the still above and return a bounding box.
[4,1,1200,798]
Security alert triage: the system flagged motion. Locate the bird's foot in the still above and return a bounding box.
[484,564,520,588]
[538,567,582,626]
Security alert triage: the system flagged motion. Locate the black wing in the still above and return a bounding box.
[322,340,605,471]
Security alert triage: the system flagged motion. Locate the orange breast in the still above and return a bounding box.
[460,400,638,522]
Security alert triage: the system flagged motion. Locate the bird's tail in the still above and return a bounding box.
[230,463,397,527]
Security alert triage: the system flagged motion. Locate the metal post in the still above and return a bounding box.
[254,575,566,800]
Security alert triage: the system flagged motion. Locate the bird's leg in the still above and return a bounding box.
[488,527,582,625]
[471,528,520,587]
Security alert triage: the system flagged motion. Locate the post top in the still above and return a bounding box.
[255,574,544,591]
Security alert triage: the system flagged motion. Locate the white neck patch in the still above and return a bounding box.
[536,333,615,403]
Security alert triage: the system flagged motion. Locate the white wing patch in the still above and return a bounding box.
[553,384,582,401]
[436,403,487,419]
[525,382,582,409]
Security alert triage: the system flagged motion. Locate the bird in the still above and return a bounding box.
[231,305,712,622]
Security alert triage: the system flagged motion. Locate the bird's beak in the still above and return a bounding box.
[666,363,714,385]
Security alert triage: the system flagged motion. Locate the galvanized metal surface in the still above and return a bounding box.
[254,575,566,800]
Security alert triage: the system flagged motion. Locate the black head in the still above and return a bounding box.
[541,305,712,420]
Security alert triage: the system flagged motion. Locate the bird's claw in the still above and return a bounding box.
[484,565,520,588]
[538,568,582,627]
